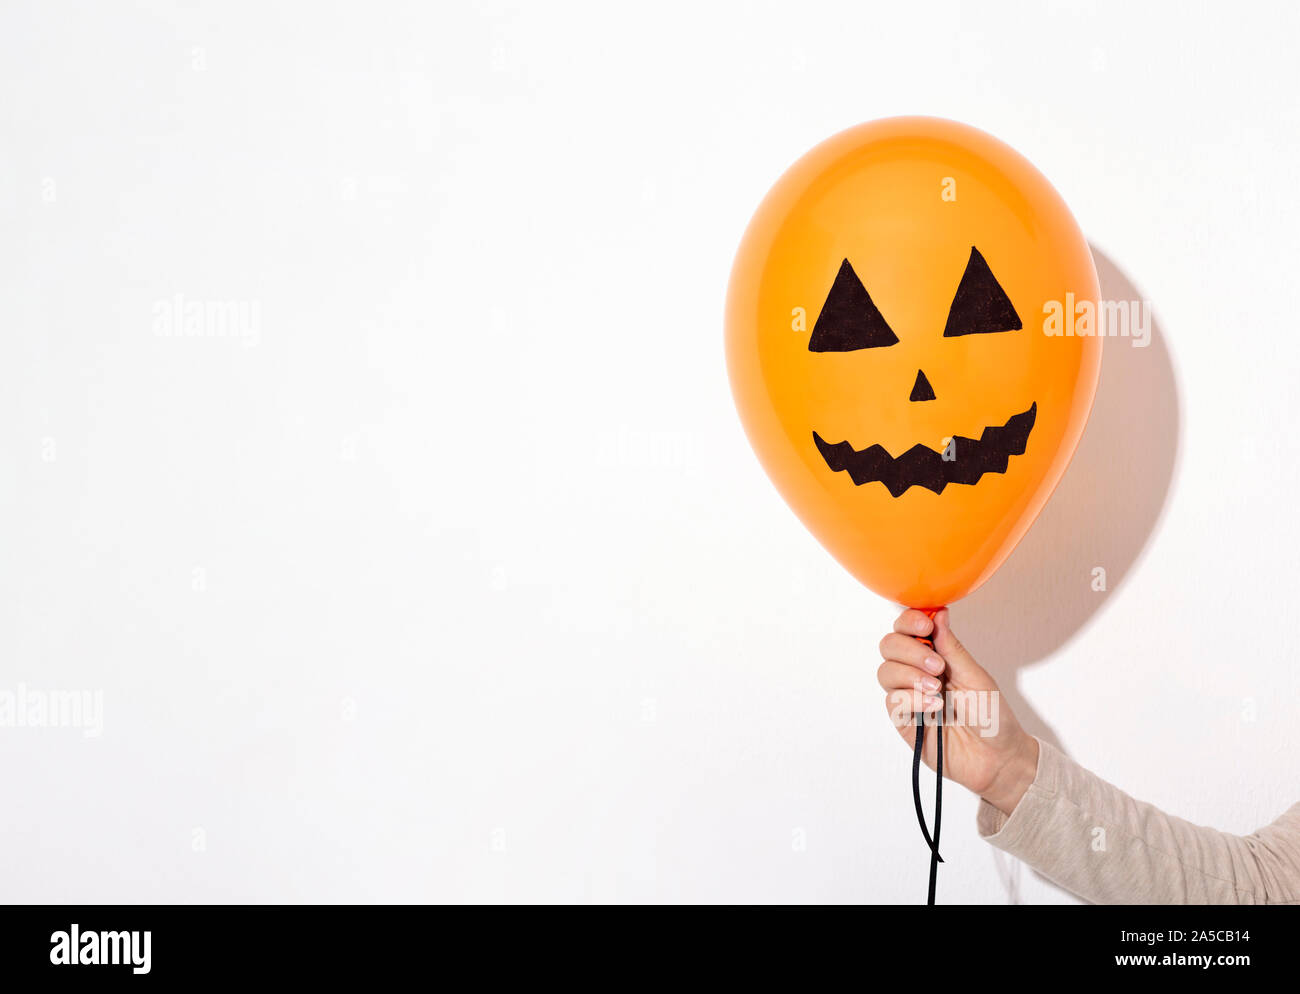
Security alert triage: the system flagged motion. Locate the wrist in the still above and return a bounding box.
[982,734,1039,816]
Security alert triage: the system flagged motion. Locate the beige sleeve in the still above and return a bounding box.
[977,737,1300,904]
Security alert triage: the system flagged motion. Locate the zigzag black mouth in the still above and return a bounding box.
[813,402,1037,497]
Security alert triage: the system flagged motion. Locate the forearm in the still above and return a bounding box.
[978,738,1300,904]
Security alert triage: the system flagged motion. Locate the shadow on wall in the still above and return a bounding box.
[955,245,1180,898]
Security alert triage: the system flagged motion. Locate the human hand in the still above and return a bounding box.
[877,608,1039,815]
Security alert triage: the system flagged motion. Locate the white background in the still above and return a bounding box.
[2,0,1297,903]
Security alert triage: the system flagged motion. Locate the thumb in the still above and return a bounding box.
[930,608,988,686]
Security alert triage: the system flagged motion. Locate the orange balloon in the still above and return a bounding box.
[726,117,1102,609]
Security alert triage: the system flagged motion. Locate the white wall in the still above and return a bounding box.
[2,0,1296,903]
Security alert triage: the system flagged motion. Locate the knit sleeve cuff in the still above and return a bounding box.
[976,736,1062,853]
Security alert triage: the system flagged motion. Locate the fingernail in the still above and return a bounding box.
[920,675,941,693]
[923,656,944,674]
[923,695,944,711]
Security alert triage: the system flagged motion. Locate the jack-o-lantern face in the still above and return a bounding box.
[726,118,1101,607]
[810,247,1035,497]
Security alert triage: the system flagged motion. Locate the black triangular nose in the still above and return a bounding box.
[910,369,936,402]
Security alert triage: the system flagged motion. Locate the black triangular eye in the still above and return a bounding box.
[943,247,1022,337]
[808,259,899,352]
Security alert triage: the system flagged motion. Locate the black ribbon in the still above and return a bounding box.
[911,633,943,905]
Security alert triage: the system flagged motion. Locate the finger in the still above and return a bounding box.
[878,633,947,675]
[893,609,935,638]
[885,690,920,735]
[884,689,942,731]
[935,608,977,680]
[932,608,984,684]
[877,660,943,695]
